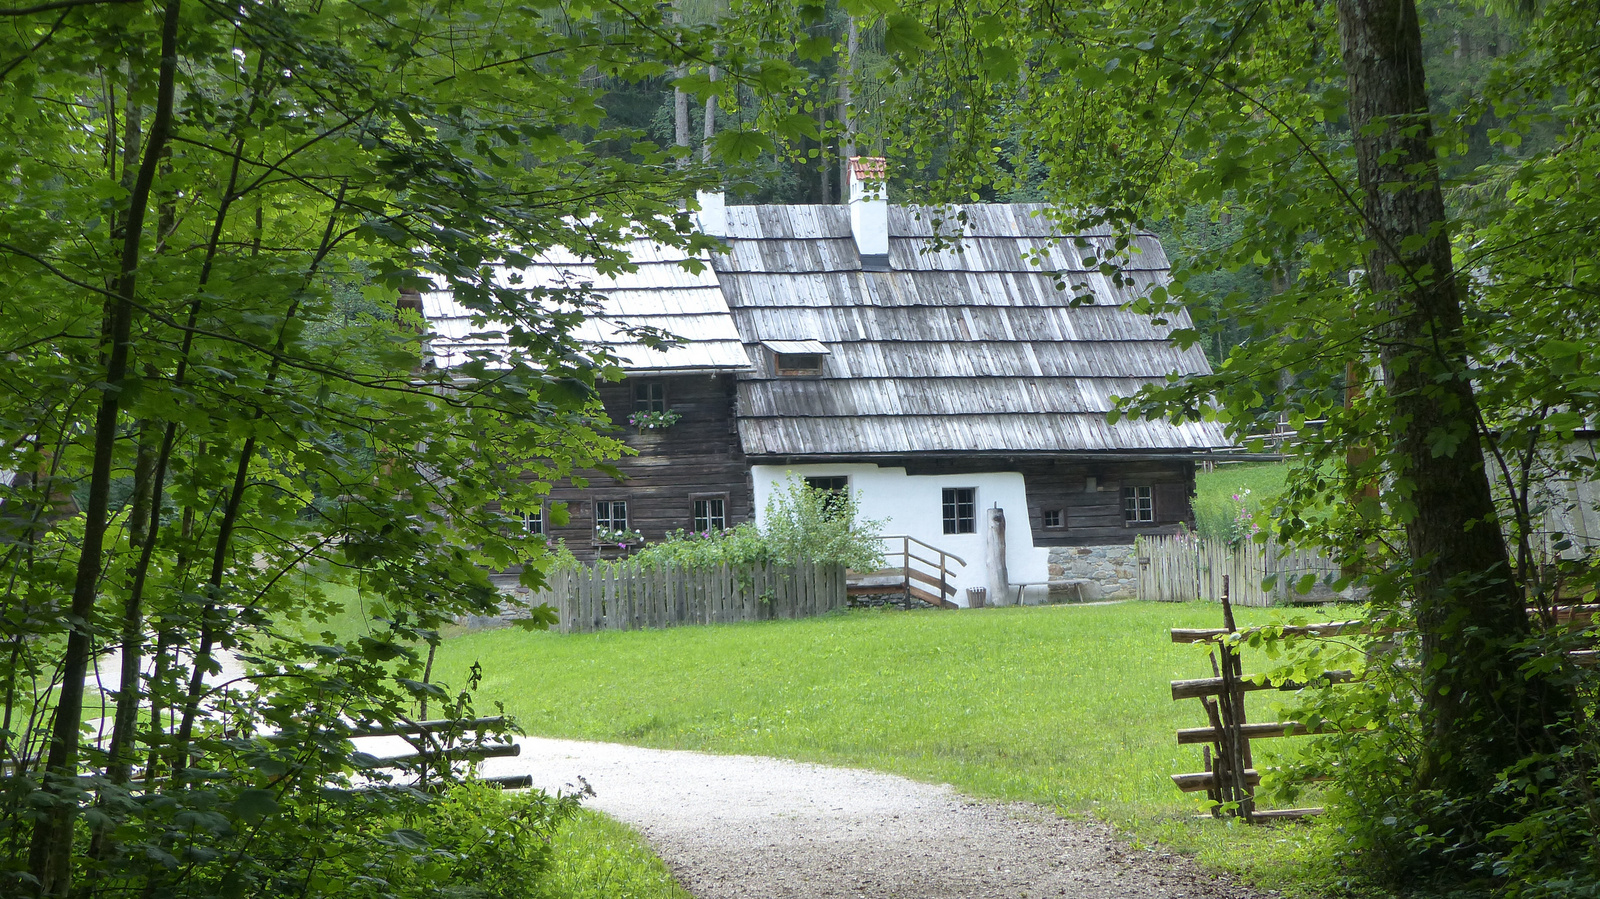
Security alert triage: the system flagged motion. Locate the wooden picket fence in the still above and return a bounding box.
[528,560,847,634]
[1136,534,1342,606]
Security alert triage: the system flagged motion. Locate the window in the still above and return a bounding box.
[1123,486,1154,523]
[803,476,849,518]
[596,499,628,532]
[1042,509,1063,529]
[523,506,544,536]
[776,353,824,377]
[692,497,726,532]
[633,381,665,413]
[942,488,976,534]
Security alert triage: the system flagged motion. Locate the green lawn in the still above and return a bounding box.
[537,810,692,899]
[1195,462,1289,541]
[435,601,1358,897]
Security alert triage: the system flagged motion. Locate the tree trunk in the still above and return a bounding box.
[674,67,689,166]
[1335,0,1560,800]
[702,62,717,163]
[27,0,183,891]
[839,17,857,191]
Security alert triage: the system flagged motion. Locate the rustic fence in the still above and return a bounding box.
[520,560,847,634]
[1136,534,1342,606]
[1168,591,1599,821]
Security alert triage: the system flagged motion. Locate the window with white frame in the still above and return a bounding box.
[596,499,628,532]
[522,506,544,536]
[1123,486,1154,523]
[692,497,726,532]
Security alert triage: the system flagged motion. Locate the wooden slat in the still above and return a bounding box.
[905,567,958,594]
[1172,769,1260,792]
[1251,807,1324,819]
[1171,621,1379,644]
[1176,721,1352,745]
[1171,670,1356,701]
[367,743,522,767]
[348,716,508,739]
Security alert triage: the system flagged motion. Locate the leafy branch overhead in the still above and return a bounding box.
[0,0,755,894]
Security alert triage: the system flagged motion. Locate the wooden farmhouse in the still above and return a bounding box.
[422,158,1227,603]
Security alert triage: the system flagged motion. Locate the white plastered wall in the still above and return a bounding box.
[750,463,1050,606]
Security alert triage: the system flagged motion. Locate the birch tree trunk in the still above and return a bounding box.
[839,17,857,190]
[1335,0,1563,799]
[702,63,717,163]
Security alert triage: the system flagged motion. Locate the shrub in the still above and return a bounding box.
[628,479,886,572]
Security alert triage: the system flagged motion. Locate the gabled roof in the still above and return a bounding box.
[715,204,1226,456]
[420,242,750,374]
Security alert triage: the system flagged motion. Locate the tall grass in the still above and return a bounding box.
[1194,462,1288,541]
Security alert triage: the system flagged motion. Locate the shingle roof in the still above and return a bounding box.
[418,202,1226,456]
[714,203,1226,456]
[420,242,750,373]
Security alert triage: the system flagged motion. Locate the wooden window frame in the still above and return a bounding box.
[803,476,849,519]
[942,487,977,535]
[633,381,666,413]
[775,352,824,377]
[691,494,728,533]
[1041,508,1064,529]
[1123,485,1155,525]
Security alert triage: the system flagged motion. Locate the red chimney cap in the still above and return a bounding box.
[849,156,887,181]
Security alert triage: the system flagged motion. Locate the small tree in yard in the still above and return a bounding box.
[762,479,886,573]
[630,480,885,573]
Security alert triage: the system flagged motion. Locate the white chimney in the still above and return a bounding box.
[847,157,889,271]
[695,190,727,237]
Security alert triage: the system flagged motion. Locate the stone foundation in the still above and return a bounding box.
[1047,545,1139,601]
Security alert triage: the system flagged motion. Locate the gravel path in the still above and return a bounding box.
[480,737,1271,899]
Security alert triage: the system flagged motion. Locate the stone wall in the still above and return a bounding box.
[1046,544,1139,601]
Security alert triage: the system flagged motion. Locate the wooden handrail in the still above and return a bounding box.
[881,535,967,568]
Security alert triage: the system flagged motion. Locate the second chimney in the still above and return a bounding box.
[695,190,727,238]
[848,157,889,272]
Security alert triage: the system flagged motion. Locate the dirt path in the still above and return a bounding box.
[481,737,1270,899]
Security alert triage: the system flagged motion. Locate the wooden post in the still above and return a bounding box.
[1217,576,1255,820]
[985,507,1009,606]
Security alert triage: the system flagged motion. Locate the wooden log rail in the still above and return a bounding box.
[1170,598,1598,822]
[353,715,523,791]
[1172,604,1600,644]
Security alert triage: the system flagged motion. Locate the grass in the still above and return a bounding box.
[1195,462,1289,541]
[434,601,1360,897]
[537,810,692,899]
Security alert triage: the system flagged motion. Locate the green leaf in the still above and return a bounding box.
[232,789,279,824]
[798,35,834,62]
[711,130,775,163]
[884,14,933,55]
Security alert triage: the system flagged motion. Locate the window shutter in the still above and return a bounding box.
[1155,483,1191,524]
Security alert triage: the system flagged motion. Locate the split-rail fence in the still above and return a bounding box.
[1136,534,1341,606]
[523,560,847,634]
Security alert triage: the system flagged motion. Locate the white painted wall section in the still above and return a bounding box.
[751,463,1049,606]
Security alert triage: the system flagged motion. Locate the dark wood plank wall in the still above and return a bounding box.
[1015,459,1195,546]
[899,456,1196,547]
[537,374,753,561]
